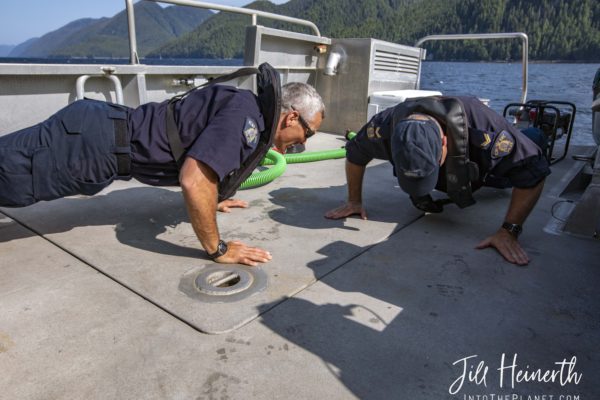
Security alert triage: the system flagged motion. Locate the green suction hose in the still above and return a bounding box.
[261,148,346,165]
[239,149,287,190]
[239,131,357,189]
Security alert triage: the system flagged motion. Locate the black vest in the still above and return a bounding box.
[166,62,282,201]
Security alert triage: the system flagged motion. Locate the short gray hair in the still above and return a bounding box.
[281,82,325,120]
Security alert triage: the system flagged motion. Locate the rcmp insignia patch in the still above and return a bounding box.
[492,130,515,159]
[243,117,259,146]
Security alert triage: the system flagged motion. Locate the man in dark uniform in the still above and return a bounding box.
[325,96,550,266]
[0,81,325,267]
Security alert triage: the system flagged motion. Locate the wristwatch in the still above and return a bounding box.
[502,222,523,238]
[208,240,228,260]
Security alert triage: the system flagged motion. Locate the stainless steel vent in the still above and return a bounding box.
[373,49,420,75]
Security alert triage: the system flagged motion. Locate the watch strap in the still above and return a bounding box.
[502,222,522,237]
[208,240,228,260]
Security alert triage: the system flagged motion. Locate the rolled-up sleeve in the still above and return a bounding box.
[506,154,551,188]
[345,129,376,166]
[495,130,551,188]
[346,111,394,166]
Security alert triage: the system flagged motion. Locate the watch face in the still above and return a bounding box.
[209,240,228,259]
[503,222,522,237]
[218,241,228,255]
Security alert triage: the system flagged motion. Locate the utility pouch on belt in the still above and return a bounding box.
[165,62,281,201]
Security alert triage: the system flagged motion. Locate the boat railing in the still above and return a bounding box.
[76,73,125,105]
[415,32,529,103]
[125,0,322,65]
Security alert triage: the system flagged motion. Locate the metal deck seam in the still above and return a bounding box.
[0,209,209,335]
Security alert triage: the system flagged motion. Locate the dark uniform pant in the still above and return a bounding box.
[0,99,130,207]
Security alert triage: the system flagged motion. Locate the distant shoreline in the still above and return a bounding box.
[0,57,598,65]
[424,59,600,64]
[0,57,244,66]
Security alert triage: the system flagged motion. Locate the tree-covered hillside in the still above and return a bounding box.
[10,2,213,58]
[152,0,600,61]
[7,0,599,61]
[10,18,101,57]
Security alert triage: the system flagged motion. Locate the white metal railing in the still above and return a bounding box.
[415,32,529,103]
[125,0,321,65]
[76,74,125,104]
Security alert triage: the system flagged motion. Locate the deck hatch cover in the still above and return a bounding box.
[195,268,253,295]
[179,265,268,304]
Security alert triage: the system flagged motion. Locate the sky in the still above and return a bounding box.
[0,0,288,46]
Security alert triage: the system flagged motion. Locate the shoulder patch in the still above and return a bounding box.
[492,130,514,159]
[243,117,259,146]
[366,122,381,139]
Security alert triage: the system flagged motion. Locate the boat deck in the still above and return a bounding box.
[1,133,598,399]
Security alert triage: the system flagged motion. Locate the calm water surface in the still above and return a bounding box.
[420,62,599,145]
[1,58,598,144]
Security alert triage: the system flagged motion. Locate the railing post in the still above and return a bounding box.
[124,0,322,63]
[126,0,139,65]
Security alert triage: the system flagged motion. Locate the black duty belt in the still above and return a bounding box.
[113,118,131,178]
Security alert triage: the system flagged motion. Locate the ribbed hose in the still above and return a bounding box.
[239,149,287,190]
[240,131,357,189]
[261,148,346,165]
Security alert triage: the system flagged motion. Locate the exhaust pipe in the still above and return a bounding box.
[323,45,346,76]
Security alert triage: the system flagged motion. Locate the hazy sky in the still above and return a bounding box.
[0,0,288,45]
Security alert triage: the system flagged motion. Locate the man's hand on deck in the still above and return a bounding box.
[217,198,248,213]
[476,229,530,266]
[215,240,272,267]
[324,202,367,220]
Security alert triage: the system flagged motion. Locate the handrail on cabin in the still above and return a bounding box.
[415,32,529,103]
[125,0,322,65]
[76,74,125,105]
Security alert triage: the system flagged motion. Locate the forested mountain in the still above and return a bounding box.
[10,18,101,57]
[9,2,213,58]
[5,0,598,61]
[150,1,279,59]
[151,0,600,61]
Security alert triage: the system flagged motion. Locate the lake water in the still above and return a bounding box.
[1,58,598,145]
[420,62,599,145]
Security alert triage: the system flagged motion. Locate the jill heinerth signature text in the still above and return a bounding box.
[449,354,582,395]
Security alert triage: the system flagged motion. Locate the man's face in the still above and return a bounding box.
[273,109,323,153]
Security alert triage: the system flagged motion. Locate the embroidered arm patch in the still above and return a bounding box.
[243,116,259,146]
[492,130,514,159]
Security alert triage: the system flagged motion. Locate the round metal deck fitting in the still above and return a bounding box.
[195,267,253,296]
[179,265,268,303]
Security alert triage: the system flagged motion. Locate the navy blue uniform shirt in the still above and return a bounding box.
[346,96,550,190]
[128,85,264,186]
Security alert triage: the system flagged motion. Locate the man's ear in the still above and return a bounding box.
[285,110,301,127]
